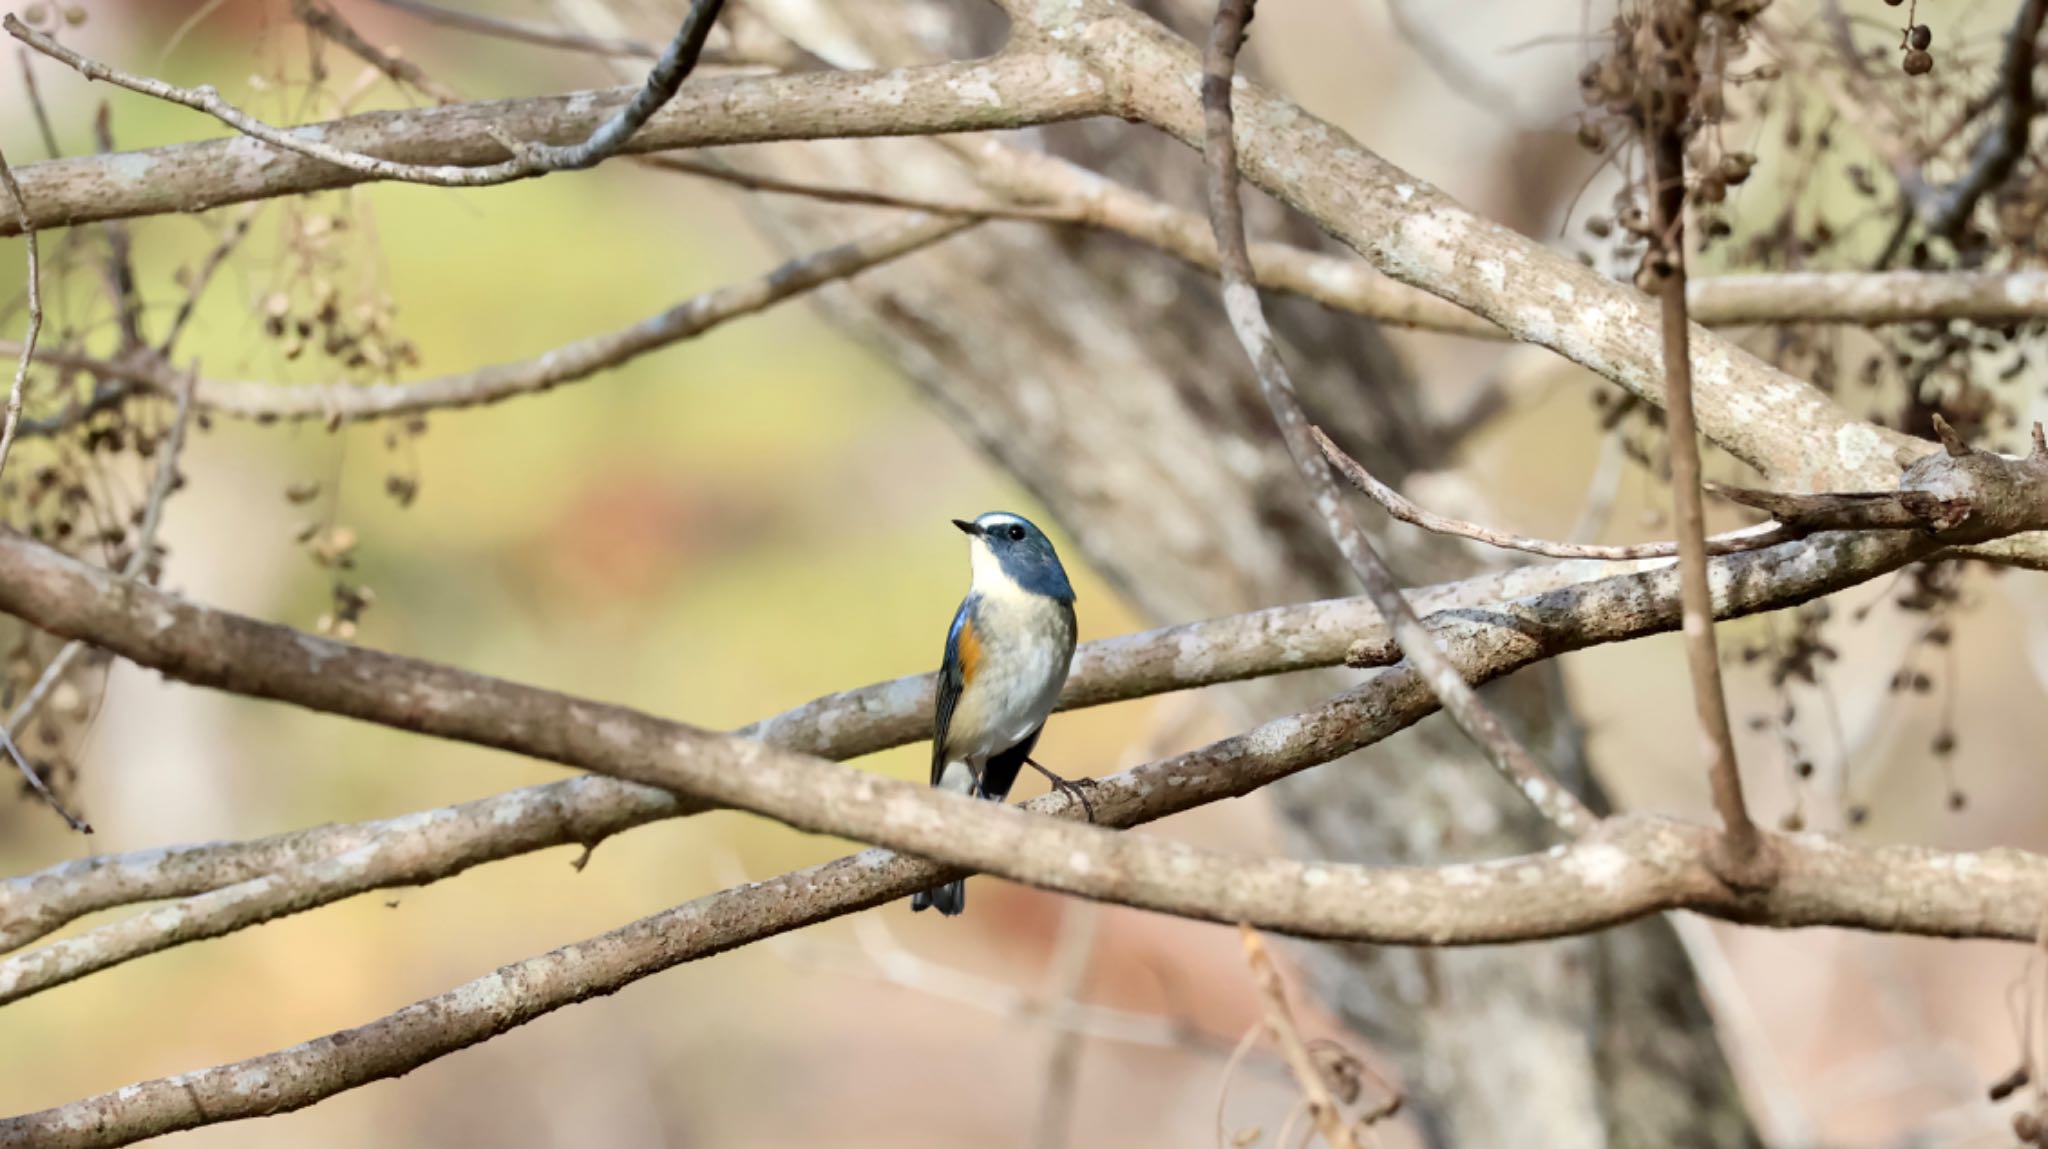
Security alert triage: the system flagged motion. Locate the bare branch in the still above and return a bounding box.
[1641,17,1761,878]
[156,203,258,358]
[91,103,146,354]
[3,215,971,422]
[0,35,1099,232]
[1315,426,1799,560]
[0,521,2003,1146]
[0,555,1626,955]
[1201,0,1594,839]
[7,784,2038,1145]
[0,143,39,493]
[7,3,727,187]
[516,0,725,171]
[0,773,688,955]
[991,0,1917,501]
[0,775,709,1004]
[0,518,1938,944]
[292,0,460,105]
[686,137,2048,336]
[0,141,65,830]
[17,47,60,158]
[373,0,661,61]
[1241,926,1360,1149]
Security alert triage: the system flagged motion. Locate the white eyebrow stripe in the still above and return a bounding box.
[975,513,1026,530]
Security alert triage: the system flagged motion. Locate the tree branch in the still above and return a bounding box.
[18,806,2032,1149]
[0,516,1939,948]
[0,512,2015,1146]
[0,48,1105,235]
[991,0,1914,500]
[1241,925,1362,1149]
[1315,426,1799,560]
[1642,17,1761,878]
[292,0,460,105]
[374,0,655,58]
[0,549,1637,957]
[7,1,727,185]
[0,143,39,492]
[1,215,970,422]
[1200,0,1595,839]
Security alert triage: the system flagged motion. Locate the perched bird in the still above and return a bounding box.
[912,511,1079,916]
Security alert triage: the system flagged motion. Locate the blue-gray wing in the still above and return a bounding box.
[930,597,972,787]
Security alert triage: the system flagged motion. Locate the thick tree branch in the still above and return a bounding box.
[0,776,711,1004]
[8,809,2032,1149]
[0,520,1940,957]
[0,525,2020,1149]
[989,0,1909,498]
[0,50,1105,235]
[0,553,1632,957]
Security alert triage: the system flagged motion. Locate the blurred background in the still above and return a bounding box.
[1,1,2046,1146]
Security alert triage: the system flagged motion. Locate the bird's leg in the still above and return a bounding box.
[1026,757,1097,823]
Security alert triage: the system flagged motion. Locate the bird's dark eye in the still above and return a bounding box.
[1006,525,1027,541]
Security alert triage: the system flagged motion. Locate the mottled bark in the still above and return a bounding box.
[715,2,1760,1145]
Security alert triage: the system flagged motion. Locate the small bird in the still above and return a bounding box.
[912,511,1079,916]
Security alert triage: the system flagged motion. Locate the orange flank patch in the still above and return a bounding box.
[955,618,983,687]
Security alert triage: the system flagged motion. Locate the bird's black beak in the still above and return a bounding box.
[952,519,983,537]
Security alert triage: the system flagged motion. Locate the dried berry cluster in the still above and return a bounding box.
[1,28,432,821]
[1563,0,2048,829]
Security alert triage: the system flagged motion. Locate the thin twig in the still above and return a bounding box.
[517,0,724,170]
[1200,0,1595,837]
[1034,901,1100,1149]
[92,104,146,354]
[292,0,460,104]
[374,0,660,60]
[3,214,973,422]
[2,366,196,823]
[18,48,61,159]
[0,143,39,488]
[1644,25,1764,880]
[5,0,726,187]
[156,204,260,357]
[1214,1024,1266,1149]
[1315,426,1800,560]
[1568,428,1628,546]
[637,153,1064,220]
[1240,927,1358,1149]
[0,726,86,833]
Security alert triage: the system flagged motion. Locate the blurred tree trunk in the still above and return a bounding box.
[662,2,1758,1144]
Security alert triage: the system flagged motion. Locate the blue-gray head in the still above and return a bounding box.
[954,512,1075,604]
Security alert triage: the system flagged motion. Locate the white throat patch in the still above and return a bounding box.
[968,535,1026,598]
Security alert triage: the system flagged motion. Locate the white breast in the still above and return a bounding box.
[946,566,1077,763]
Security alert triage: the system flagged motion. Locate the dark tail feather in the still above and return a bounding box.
[911,880,965,916]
